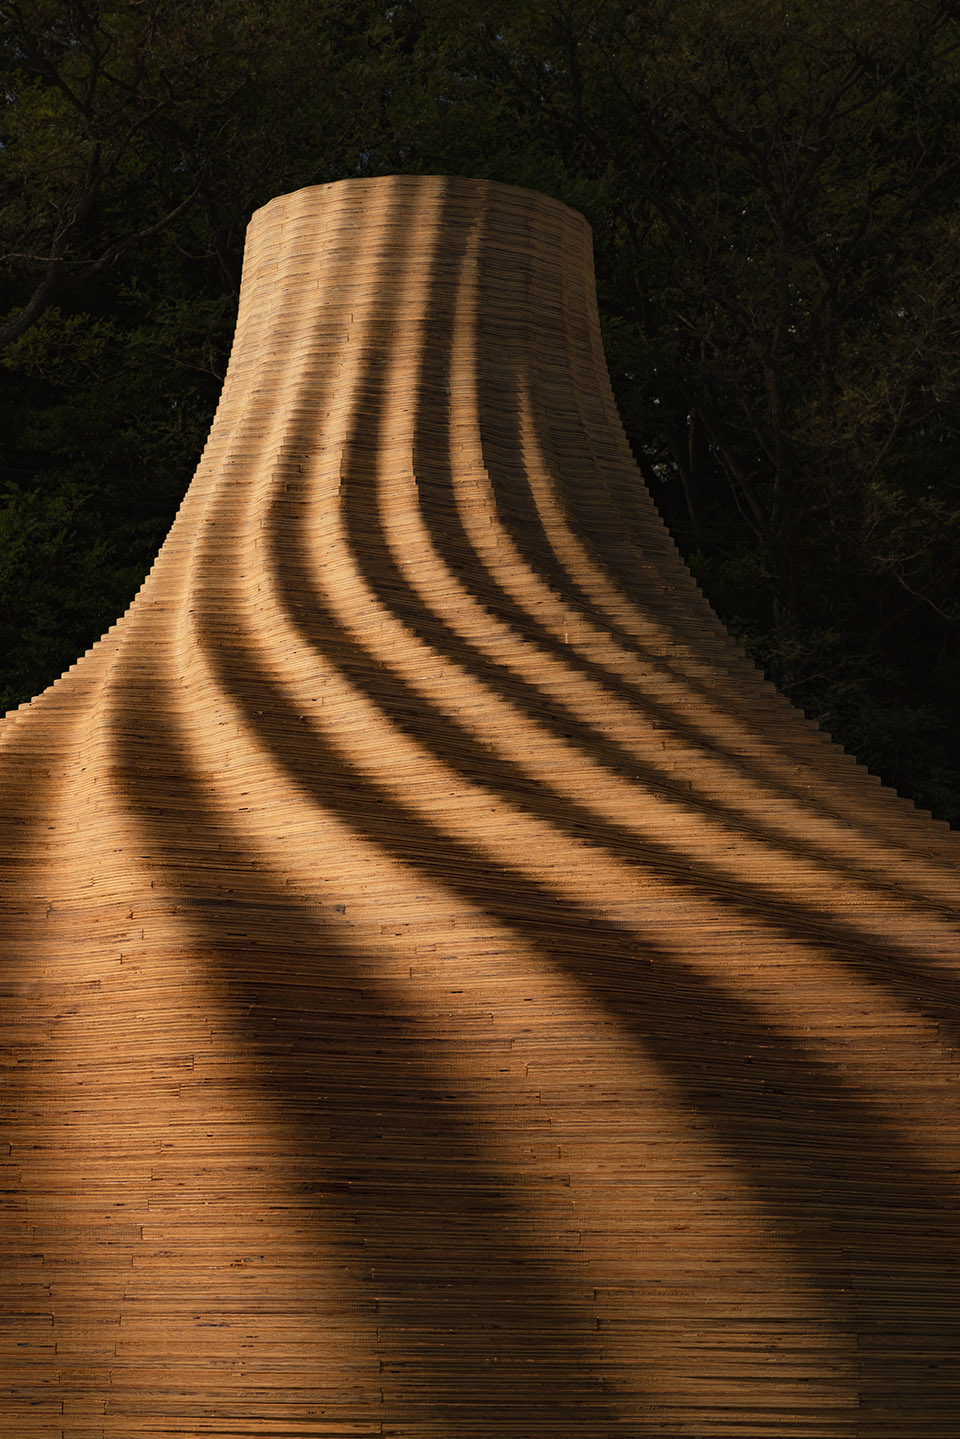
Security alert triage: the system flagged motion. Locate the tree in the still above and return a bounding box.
[392,0,960,818]
[0,0,423,706]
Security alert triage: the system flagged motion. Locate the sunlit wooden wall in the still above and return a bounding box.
[2,175,960,1437]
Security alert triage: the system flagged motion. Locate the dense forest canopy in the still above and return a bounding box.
[2,0,959,823]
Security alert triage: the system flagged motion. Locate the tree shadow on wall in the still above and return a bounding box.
[112,178,960,1434]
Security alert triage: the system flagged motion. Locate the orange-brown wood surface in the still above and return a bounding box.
[2,175,960,1437]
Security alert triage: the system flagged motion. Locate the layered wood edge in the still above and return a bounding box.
[2,174,960,1438]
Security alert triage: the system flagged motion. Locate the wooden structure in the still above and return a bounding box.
[2,175,960,1437]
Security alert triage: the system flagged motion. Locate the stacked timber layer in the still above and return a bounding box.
[2,174,960,1438]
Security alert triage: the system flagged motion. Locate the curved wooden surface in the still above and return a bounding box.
[2,174,960,1437]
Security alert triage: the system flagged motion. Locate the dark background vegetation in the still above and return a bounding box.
[2,0,959,823]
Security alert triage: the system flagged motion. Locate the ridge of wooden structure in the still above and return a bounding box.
[2,174,960,1437]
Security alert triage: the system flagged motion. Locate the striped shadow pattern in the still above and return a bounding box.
[2,175,960,1438]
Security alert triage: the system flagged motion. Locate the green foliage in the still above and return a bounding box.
[1,0,959,823]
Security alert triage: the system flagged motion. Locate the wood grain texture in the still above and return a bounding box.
[2,174,960,1437]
